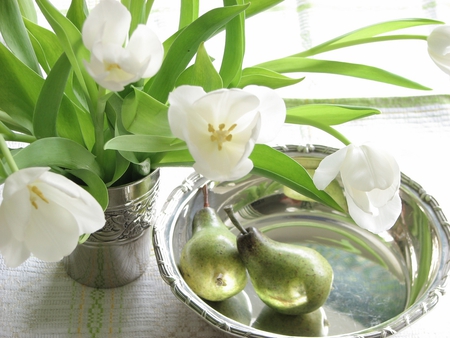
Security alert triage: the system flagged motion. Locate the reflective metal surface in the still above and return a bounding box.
[153,145,450,337]
[64,169,160,288]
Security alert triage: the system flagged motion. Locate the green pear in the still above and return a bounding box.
[235,226,333,315]
[179,187,247,302]
[253,306,328,337]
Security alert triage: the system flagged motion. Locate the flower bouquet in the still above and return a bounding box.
[0,0,443,268]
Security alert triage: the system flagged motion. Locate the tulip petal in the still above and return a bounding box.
[191,131,256,181]
[342,181,373,214]
[38,172,105,235]
[86,42,141,92]
[428,25,450,76]
[245,85,286,143]
[193,89,260,127]
[0,216,30,268]
[127,24,163,78]
[342,144,398,191]
[25,202,80,262]
[82,0,130,51]
[168,85,207,139]
[313,146,348,190]
[347,192,402,233]
[1,167,49,199]
[0,167,105,267]
[1,188,32,241]
[367,179,400,209]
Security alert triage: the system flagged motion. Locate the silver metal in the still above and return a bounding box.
[153,145,450,338]
[64,169,160,288]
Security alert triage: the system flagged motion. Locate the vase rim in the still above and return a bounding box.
[107,168,160,208]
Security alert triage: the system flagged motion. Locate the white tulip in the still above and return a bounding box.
[313,144,401,233]
[0,167,105,267]
[168,85,286,181]
[82,0,163,91]
[427,25,450,76]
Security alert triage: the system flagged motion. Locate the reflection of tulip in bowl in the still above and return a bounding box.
[154,145,450,338]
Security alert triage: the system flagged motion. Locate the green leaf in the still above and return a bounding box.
[33,53,72,139]
[57,96,93,148]
[107,93,151,180]
[18,0,37,23]
[127,0,148,35]
[104,151,130,187]
[36,0,98,111]
[0,42,42,133]
[104,135,187,153]
[175,42,223,91]
[244,0,284,18]
[157,0,281,67]
[122,88,172,136]
[298,35,429,58]
[66,0,88,31]
[297,18,443,57]
[219,0,245,88]
[152,144,342,211]
[237,67,304,88]
[256,57,431,90]
[69,168,109,209]
[0,0,41,75]
[24,18,64,74]
[179,0,199,29]
[250,145,343,211]
[152,149,194,168]
[286,104,380,126]
[146,4,249,103]
[144,0,155,23]
[13,137,103,178]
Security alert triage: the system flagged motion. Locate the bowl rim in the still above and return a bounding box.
[152,144,450,338]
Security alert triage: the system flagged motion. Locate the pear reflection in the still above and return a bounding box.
[253,306,329,337]
[205,291,252,326]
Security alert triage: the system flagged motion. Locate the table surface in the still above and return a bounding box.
[2,1,450,337]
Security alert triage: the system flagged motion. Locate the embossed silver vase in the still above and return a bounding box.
[63,169,160,288]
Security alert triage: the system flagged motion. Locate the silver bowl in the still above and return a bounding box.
[153,145,450,338]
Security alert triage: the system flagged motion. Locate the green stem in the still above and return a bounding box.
[318,124,351,145]
[94,86,108,165]
[0,122,36,143]
[8,133,36,143]
[289,119,351,146]
[0,134,19,173]
[224,206,248,235]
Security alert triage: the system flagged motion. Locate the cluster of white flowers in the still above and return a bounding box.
[313,144,401,234]
[82,0,163,92]
[0,168,104,267]
[8,0,448,268]
[168,85,286,181]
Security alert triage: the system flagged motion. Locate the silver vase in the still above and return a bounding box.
[63,169,160,288]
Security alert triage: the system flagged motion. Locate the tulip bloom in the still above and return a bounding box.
[0,167,105,267]
[168,85,286,181]
[427,25,450,76]
[313,144,401,233]
[82,0,163,91]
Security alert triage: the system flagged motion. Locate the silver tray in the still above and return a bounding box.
[153,144,450,338]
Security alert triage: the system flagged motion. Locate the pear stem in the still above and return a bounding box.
[201,185,210,208]
[224,206,248,234]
